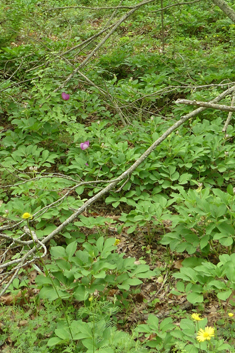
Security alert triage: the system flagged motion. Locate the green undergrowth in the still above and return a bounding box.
[0,299,148,353]
[1,0,235,352]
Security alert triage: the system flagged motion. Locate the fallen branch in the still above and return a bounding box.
[211,0,235,23]
[222,92,235,132]
[175,98,235,112]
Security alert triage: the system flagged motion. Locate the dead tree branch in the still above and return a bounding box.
[223,93,235,132]
[211,0,235,23]
[176,98,235,112]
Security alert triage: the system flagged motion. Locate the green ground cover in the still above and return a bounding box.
[1,0,235,352]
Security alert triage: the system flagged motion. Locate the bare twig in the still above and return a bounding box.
[222,93,235,132]
[118,82,235,108]
[45,4,149,11]
[0,220,26,231]
[24,226,47,258]
[0,233,33,245]
[0,267,21,296]
[152,0,202,12]
[61,24,115,56]
[46,0,201,12]
[175,98,235,112]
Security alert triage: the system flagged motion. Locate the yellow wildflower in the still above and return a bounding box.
[197,327,215,342]
[114,239,120,246]
[22,212,32,219]
[89,296,94,302]
[191,313,203,321]
[228,313,234,318]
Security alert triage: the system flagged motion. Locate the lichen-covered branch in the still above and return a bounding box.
[211,0,235,23]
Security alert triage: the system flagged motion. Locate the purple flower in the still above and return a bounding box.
[61,92,70,101]
[85,163,89,166]
[80,141,90,150]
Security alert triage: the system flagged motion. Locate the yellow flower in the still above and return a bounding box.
[191,313,203,321]
[114,239,120,246]
[197,327,215,342]
[228,313,234,317]
[89,296,94,302]
[22,212,32,219]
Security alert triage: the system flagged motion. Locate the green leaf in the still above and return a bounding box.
[51,246,67,259]
[217,343,232,351]
[200,234,210,249]
[41,149,50,162]
[55,328,71,340]
[182,258,204,268]
[127,225,136,234]
[118,278,142,290]
[176,281,185,292]
[98,348,114,353]
[160,317,174,331]
[96,236,104,252]
[71,320,92,338]
[180,319,195,335]
[93,270,106,278]
[105,195,118,205]
[39,287,60,301]
[66,241,77,260]
[136,270,156,279]
[219,237,233,247]
[101,237,116,257]
[208,280,226,290]
[55,259,70,272]
[35,275,52,286]
[135,323,152,334]
[131,264,150,276]
[171,289,183,296]
[125,278,142,286]
[47,337,63,346]
[187,292,203,304]
[184,344,198,353]
[227,184,234,196]
[179,173,192,184]
[217,222,234,235]
[174,267,198,282]
[74,285,89,301]
[75,185,85,195]
[12,278,20,288]
[217,290,232,301]
[224,263,235,282]
[147,314,159,331]
[170,330,184,339]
